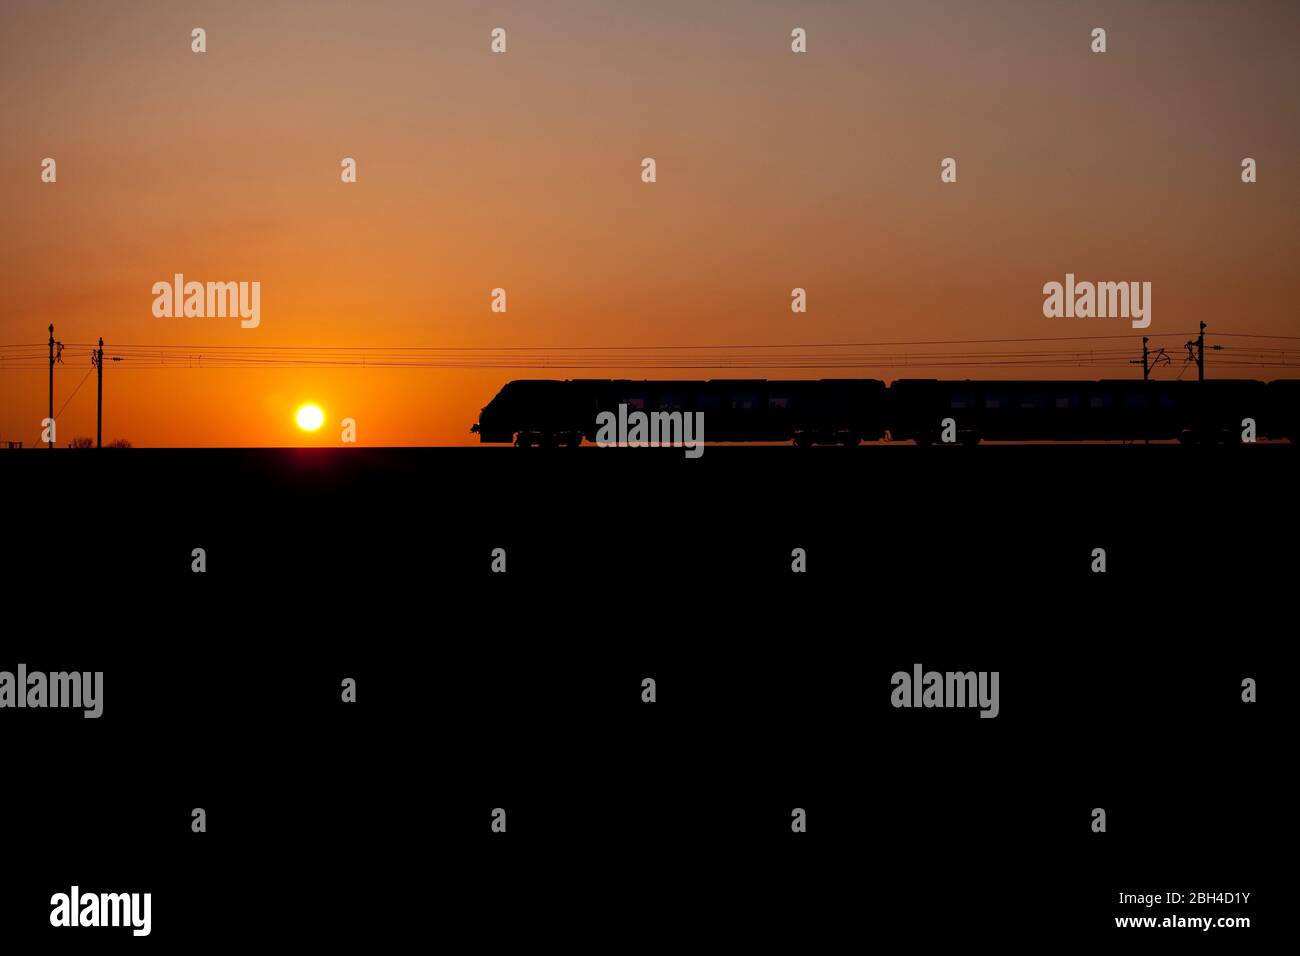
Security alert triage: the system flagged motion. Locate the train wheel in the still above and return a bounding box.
[515,432,532,448]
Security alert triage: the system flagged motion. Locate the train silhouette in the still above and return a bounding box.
[471,378,1300,446]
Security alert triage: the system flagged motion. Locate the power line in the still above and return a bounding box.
[30,366,94,447]
[6,330,1299,352]
[3,332,1297,374]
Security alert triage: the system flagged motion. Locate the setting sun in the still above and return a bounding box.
[295,404,325,431]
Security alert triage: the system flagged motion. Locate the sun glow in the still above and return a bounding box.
[295,404,325,431]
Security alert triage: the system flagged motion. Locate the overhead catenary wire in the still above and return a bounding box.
[5,330,1300,352]
[2,332,1297,373]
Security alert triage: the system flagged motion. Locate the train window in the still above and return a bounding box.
[768,396,790,410]
[698,393,721,411]
[1020,393,1043,409]
[1089,394,1110,409]
[731,394,757,410]
[985,392,1008,409]
[623,395,647,410]
[1055,393,1079,409]
[950,391,974,409]
[659,392,687,410]
[1124,393,1149,411]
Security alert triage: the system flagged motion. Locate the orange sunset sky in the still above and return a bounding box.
[2,0,1298,446]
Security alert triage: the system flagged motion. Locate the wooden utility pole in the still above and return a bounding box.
[47,323,54,448]
[96,337,104,448]
[1130,336,1151,380]
[1186,322,1206,381]
[1184,322,1222,381]
[1195,322,1205,382]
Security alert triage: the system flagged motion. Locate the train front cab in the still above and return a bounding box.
[472,380,594,447]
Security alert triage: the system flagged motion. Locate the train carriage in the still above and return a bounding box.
[472,377,1298,446]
